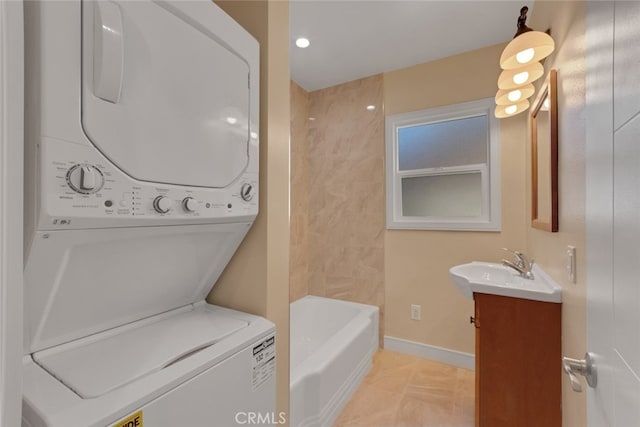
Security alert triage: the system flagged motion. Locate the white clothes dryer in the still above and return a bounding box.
[21,1,274,426]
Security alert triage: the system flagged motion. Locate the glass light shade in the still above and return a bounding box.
[516,48,535,64]
[500,31,555,70]
[494,99,530,118]
[497,62,544,90]
[495,84,535,105]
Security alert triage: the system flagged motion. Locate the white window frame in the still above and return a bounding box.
[385,98,501,231]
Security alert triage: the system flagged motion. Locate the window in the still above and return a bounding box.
[385,98,501,231]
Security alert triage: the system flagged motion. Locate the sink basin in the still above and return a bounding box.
[449,261,562,303]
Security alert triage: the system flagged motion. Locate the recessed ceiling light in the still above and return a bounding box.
[366,105,376,111]
[295,38,310,48]
[226,117,238,125]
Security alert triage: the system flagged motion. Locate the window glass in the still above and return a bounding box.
[401,173,482,217]
[398,116,488,170]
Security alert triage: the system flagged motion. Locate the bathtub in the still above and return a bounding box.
[290,296,379,427]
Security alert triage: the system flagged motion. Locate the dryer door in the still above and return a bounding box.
[81,0,253,188]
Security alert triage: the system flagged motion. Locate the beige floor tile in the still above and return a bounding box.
[393,395,455,427]
[334,410,397,427]
[334,383,402,426]
[333,350,476,427]
[363,351,417,394]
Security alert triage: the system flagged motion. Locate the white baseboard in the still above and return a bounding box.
[384,336,475,370]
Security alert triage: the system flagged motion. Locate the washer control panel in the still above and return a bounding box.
[40,138,258,229]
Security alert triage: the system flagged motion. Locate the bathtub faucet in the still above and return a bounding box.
[501,248,534,280]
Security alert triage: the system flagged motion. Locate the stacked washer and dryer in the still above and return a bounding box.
[21,1,275,426]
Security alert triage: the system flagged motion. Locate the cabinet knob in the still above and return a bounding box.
[470,316,478,328]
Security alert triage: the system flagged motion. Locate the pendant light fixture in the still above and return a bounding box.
[494,6,555,118]
[500,7,555,70]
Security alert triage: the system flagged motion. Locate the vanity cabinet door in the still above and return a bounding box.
[474,293,561,427]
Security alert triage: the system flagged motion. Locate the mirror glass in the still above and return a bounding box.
[531,70,558,232]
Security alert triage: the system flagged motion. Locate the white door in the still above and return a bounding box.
[0,1,23,426]
[586,1,640,425]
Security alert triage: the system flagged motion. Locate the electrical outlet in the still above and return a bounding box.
[566,245,576,283]
[411,304,421,321]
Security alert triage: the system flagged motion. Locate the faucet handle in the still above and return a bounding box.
[501,248,534,270]
[501,248,526,268]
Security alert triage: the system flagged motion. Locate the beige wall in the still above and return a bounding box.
[528,2,587,426]
[306,75,386,338]
[383,44,528,354]
[290,81,310,302]
[208,1,290,422]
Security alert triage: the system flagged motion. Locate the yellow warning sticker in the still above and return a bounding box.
[113,410,143,427]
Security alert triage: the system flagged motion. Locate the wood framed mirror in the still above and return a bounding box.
[531,69,558,232]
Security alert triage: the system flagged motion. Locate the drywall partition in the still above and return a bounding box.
[383,44,528,357]
[209,1,291,423]
[527,2,587,426]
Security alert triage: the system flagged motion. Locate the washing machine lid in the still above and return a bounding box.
[33,304,248,399]
[81,0,255,188]
[24,223,252,354]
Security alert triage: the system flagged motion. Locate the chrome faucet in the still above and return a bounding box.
[501,248,535,279]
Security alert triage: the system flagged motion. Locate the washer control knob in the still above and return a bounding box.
[182,197,199,213]
[66,164,104,194]
[153,196,173,214]
[240,183,255,201]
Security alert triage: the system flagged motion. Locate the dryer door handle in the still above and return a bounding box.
[93,1,124,103]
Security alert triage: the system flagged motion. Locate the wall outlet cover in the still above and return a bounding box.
[411,304,421,320]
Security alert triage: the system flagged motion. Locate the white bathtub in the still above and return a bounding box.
[289,296,379,427]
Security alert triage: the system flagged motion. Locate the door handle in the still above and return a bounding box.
[562,352,597,392]
[93,1,124,103]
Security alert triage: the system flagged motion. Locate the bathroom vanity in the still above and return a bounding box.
[449,261,562,427]
[473,293,561,427]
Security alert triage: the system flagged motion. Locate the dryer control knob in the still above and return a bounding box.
[153,196,173,214]
[182,197,199,213]
[66,164,104,194]
[240,183,255,201]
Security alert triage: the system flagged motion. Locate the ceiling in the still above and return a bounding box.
[290,0,534,91]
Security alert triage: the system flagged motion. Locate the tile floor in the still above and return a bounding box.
[334,350,475,427]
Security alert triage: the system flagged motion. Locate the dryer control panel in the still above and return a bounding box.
[39,137,258,230]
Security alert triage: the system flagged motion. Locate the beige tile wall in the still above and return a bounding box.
[303,75,386,338]
[290,81,310,302]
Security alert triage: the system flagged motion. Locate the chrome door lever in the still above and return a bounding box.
[562,352,597,392]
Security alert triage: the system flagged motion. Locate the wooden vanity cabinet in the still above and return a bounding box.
[473,293,561,427]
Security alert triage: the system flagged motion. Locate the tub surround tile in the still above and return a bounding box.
[290,74,385,339]
[335,350,475,427]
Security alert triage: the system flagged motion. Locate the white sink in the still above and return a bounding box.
[449,261,562,303]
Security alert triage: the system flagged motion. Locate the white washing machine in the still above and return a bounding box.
[21,1,274,426]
